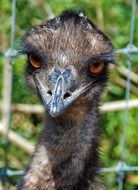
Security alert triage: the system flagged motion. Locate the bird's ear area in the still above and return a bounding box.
[88,61,105,75]
[21,42,45,68]
[86,53,115,75]
[28,55,42,69]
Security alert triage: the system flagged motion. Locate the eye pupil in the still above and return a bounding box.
[29,55,41,69]
[89,61,104,74]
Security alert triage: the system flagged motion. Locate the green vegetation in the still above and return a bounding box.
[0,0,138,189]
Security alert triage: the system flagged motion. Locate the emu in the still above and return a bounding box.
[18,11,114,190]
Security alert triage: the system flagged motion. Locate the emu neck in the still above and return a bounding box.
[19,100,101,190]
[41,100,100,189]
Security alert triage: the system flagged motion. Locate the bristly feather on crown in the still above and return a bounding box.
[39,10,97,31]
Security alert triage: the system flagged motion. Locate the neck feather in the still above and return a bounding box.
[19,99,101,190]
[40,100,101,189]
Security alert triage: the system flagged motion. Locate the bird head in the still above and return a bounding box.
[22,11,114,118]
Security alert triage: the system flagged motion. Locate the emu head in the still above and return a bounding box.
[22,11,114,117]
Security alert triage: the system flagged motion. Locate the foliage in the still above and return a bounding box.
[0,0,138,189]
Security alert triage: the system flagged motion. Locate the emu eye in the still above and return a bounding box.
[29,55,41,69]
[89,61,104,74]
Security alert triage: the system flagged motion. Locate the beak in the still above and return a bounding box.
[49,75,65,117]
[34,74,93,117]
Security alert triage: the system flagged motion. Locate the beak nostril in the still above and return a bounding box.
[47,90,52,96]
[64,92,71,99]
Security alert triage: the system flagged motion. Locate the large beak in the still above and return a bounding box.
[34,74,93,117]
[48,75,65,117]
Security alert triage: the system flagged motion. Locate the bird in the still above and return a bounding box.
[18,10,114,190]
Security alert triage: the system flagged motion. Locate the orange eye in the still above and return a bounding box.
[89,61,104,74]
[29,55,41,69]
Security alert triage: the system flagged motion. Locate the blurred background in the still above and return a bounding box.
[0,0,138,189]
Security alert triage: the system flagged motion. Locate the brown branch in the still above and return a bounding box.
[0,99,138,154]
[0,122,34,155]
[95,1,104,29]
[117,66,138,85]
[45,3,55,19]
[101,99,138,112]
[111,77,138,96]
[0,99,138,115]
[12,103,44,114]
[127,175,138,185]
